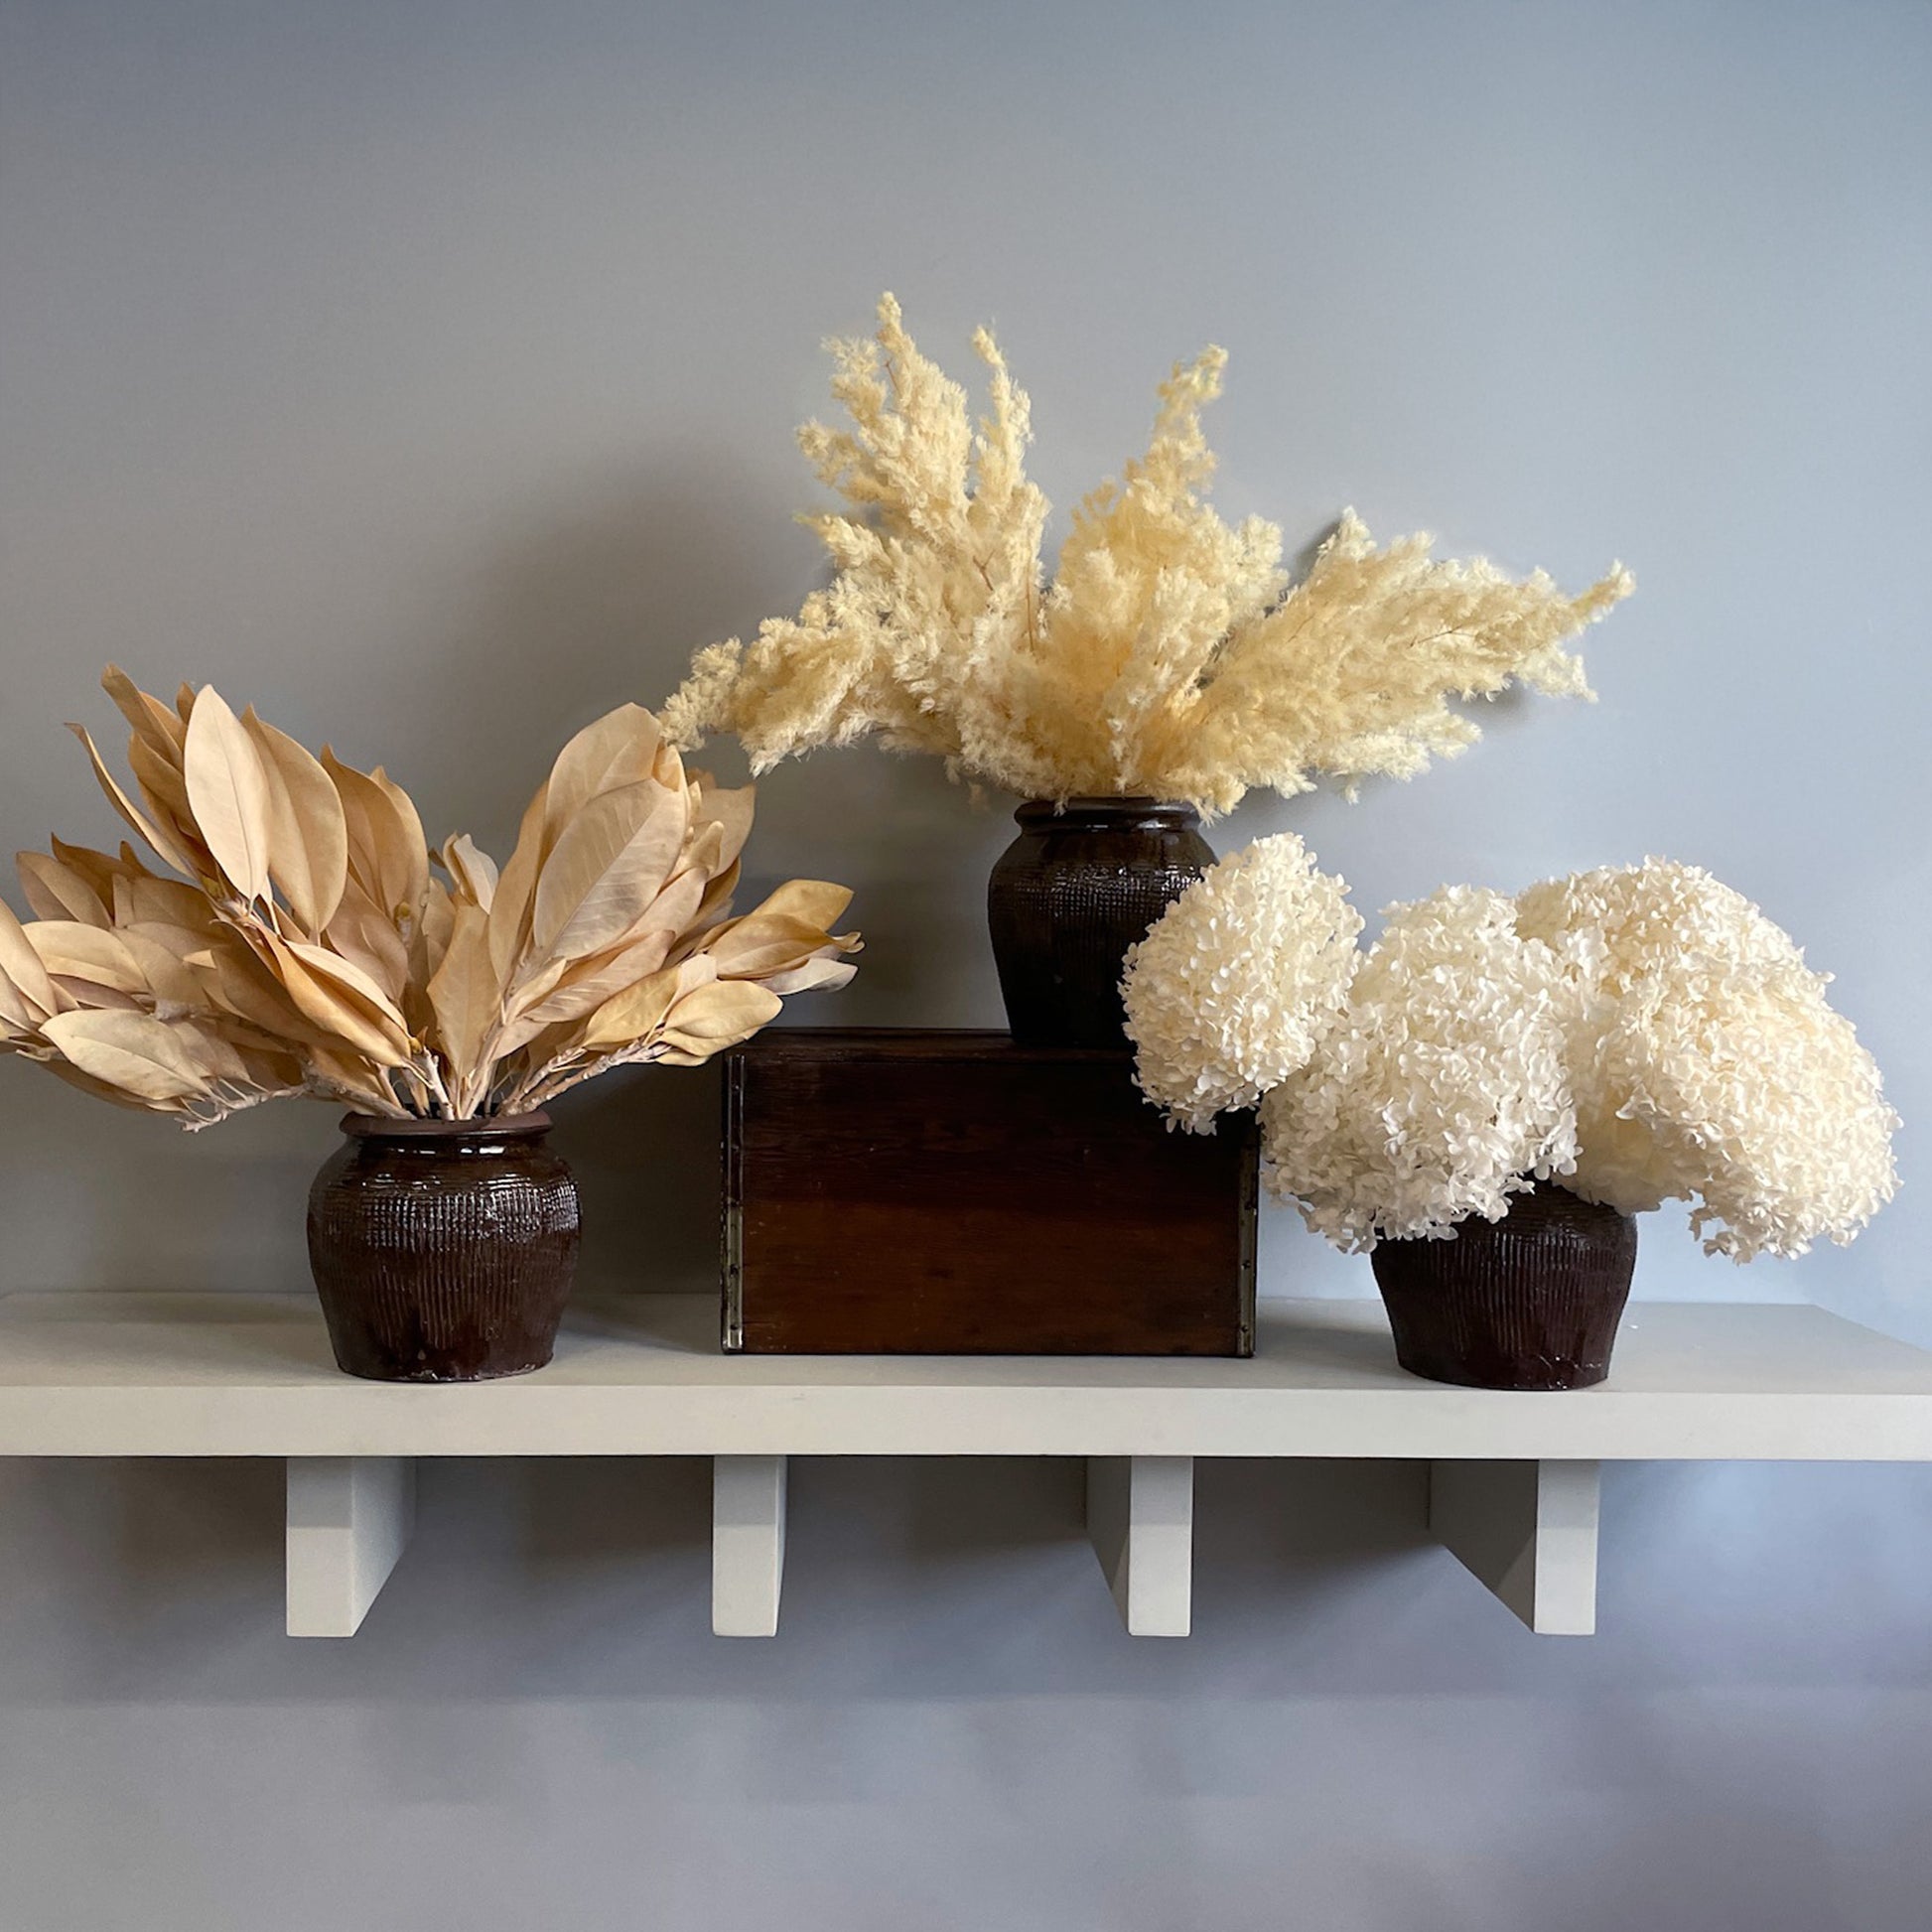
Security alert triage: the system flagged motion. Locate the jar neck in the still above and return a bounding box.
[1014,796,1201,835]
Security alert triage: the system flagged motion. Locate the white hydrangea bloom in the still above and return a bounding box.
[1518,860,1898,1259]
[1262,886,1579,1249]
[1121,835,1361,1133]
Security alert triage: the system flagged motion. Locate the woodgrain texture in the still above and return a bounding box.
[724,1030,1257,1355]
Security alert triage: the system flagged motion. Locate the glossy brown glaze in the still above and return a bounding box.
[306,1112,581,1382]
[986,797,1215,1047]
[724,1029,1256,1356]
[1369,1181,1638,1391]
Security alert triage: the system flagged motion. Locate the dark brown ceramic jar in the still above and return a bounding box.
[306,1112,581,1383]
[1369,1181,1638,1391]
[987,797,1215,1048]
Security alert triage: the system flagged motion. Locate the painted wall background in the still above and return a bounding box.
[1,2,1928,1926]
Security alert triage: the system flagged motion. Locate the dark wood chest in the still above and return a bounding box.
[723,1029,1256,1355]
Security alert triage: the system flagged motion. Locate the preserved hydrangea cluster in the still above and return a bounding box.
[1120,835,1362,1133]
[1517,861,1898,1260]
[1260,887,1580,1247]
[1127,845,1898,1262]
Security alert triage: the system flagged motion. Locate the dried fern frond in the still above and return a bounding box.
[0,674,860,1127]
[663,295,1632,816]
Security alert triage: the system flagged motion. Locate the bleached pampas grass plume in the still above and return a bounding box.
[663,295,1633,816]
[0,673,860,1127]
[1120,835,1361,1133]
[1260,887,1581,1248]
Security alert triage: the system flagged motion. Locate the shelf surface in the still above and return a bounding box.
[2,1292,1931,1461]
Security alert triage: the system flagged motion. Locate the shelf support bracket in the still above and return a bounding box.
[285,1456,416,1638]
[713,1453,787,1637]
[1430,1458,1599,1636]
[1087,1455,1193,1637]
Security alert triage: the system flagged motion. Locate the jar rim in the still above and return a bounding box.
[1013,795,1200,827]
[339,1110,554,1141]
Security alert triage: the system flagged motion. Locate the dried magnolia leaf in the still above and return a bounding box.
[305,1043,410,1118]
[541,705,664,853]
[184,688,274,904]
[322,750,430,925]
[737,879,855,930]
[41,1009,209,1103]
[263,935,415,1065]
[759,954,860,996]
[17,851,108,927]
[440,834,498,911]
[244,708,350,934]
[118,923,217,1008]
[690,777,756,873]
[493,924,682,1053]
[115,872,211,928]
[69,724,200,878]
[323,880,412,1002]
[485,784,549,985]
[51,838,130,901]
[126,735,198,842]
[421,877,457,970]
[425,902,500,1095]
[530,778,688,964]
[582,956,716,1053]
[101,666,188,755]
[23,920,147,996]
[656,978,785,1061]
[0,895,63,1022]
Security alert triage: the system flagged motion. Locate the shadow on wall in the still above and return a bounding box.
[11,1456,1932,1724]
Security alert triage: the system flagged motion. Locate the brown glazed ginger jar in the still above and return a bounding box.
[306,1112,581,1383]
[986,796,1214,1048]
[1369,1181,1638,1391]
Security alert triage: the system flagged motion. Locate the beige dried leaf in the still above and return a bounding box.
[264,935,415,1065]
[485,785,549,985]
[17,851,108,927]
[40,1010,209,1103]
[0,895,62,1022]
[698,912,853,980]
[425,902,501,1075]
[184,687,275,904]
[581,956,715,1053]
[541,705,664,852]
[69,724,200,878]
[118,923,216,1008]
[23,920,147,996]
[323,880,413,1001]
[690,778,756,872]
[656,978,785,1060]
[243,708,350,934]
[101,666,188,755]
[322,750,430,926]
[440,834,499,911]
[530,778,688,964]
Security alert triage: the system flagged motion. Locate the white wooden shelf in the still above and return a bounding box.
[3,1291,1930,1639]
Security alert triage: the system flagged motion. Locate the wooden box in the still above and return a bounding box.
[722,1029,1256,1355]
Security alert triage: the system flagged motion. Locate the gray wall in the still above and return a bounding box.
[1,2,1928,1926]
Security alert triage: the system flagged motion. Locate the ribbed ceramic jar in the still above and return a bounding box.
[987,797,1215,1048]
[306,1112,581,1383]
[1369,1181,1638,1391]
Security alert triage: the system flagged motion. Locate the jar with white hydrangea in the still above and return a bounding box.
[1123,852,1898,1390]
